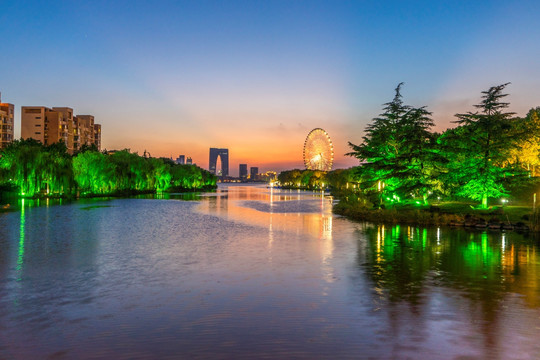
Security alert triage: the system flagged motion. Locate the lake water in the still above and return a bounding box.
[1,184,540,359]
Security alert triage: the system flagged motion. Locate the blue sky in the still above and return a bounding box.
[2,0,540,173]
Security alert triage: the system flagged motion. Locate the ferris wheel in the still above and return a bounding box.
[303,128,334,171]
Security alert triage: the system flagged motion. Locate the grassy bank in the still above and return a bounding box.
[333,197,535,230]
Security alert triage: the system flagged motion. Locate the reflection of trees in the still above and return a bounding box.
[357,225,540,354]
[1,199,102,350]
[359,225,430,304]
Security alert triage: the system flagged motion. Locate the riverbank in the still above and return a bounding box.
[333,198,536,231]
[0,185,217,211]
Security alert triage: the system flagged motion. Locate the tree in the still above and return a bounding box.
[453,83,517,208]
[347,83,442,205]
[0,139,47,196]
[504,108,540,176]
[347,83,410,202]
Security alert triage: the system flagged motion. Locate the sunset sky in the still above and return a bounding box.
[2,1,540,175]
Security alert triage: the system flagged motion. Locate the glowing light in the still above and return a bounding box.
[303,128,334,171]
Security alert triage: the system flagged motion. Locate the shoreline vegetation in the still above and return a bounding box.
[0,139,217,203]
[278,83,540,232]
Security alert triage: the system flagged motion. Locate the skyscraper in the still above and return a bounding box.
[0,93,14,149]
[209,148,229,177]
[176,155,185,164]
[250,167,259,180]
[239,164,248,180]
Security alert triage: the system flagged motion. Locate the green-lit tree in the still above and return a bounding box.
[148,157,172,192]
[73,150,116,194]
[452,83,517,208]
[0,139,47,196]
[347,83,409,203]
[394,107,446,204]
[43,141,74,195]
[347,83,442,205]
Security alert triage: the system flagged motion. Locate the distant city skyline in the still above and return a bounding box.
[2,1,540,173]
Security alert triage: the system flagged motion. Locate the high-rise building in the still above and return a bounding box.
[209,148,229,176]
[176,155,185,164]
[0,93,14,149]
[250,167,259,180]
[94,124,101,151]
[76,115,96,150]
[51,107,74,152]
[22,106,66,146]
[186,157,193,165]
[239,164,248,180]
[21,105,101,154]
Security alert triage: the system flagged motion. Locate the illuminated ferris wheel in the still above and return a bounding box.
[303,128,334,171]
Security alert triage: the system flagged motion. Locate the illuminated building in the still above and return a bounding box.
[239,164,248,180]
[250,167,259,180]
[186,157,192,165]
[0,93,14,149]
[52,107,75,151]
[94,124,101,151]
[21,105,101,154]
[209,148,229,176]
[75,115,98,151]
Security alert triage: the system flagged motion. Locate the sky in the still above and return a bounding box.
[2,0,540,175]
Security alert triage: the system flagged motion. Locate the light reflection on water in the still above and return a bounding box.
[0,184,539,359]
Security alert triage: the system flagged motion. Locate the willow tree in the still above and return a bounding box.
[147,157,171,192]
[73,150,116,194]
[453,83,516,208]
[42,142,74,195]
[0,139,46,196]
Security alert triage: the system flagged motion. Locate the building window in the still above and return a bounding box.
[35,132,41,134]
[35,124,41,127]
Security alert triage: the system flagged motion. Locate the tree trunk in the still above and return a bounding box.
[482,193,488,209]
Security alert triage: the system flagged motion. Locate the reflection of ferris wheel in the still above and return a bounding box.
[303,128,334,171]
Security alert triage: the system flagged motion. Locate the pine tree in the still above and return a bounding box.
[453,83,516,208]
[348,83,442,205]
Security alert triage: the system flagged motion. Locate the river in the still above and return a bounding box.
[1,184,539,359]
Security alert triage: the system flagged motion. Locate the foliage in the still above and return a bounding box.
[504,108,540,175]
[344,83,538,209]
[0,139,73,197]
[451,83,518,208]
[347,83,444,205]
[0,144,217,197]
[277,168,360,193]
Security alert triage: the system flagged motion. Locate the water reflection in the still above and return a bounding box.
[1,185,540,358]
[17,199,25,278]
[196,185,336,283]
[357,224,540,358]
[360,224,540,301]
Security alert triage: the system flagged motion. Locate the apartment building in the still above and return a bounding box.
[93,123,101,151]
[75,115,96,150]
[21,106,101,153]
[0,93,14,149]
